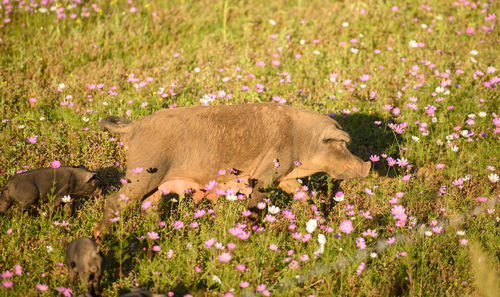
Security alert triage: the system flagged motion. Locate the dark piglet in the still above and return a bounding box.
[0,167,98,213]
[66,237,105,296]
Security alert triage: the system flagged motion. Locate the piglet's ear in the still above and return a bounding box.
[84,172,97,183]
[322,126,351,143]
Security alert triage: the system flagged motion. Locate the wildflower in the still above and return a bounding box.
[333,191,344,202]
[369,155,380,162]
[218,252,232,263]
[133,167,143,174]
[172,221,184,230]
[2,281,13,288]
[147,232,159,240]
[268,205,280,214]
[456,230,465,236]
[356,237,366,250]
[240,281,249,288]
[460,239,468,246]
[51,160,61,169]
[152,245,161,252]
[362,229,378,237]
[141,200,151,210]
[61,195,71,203]
[386,237,396,244]
[257,202,266,209]
[27,136,37,144]
[488,173,499,183]
[306,219,317,233]
[56,287,73,297]
[339,220,353,234]
[212,275,222,284]
[300,254,309,262]
[356,262,366,275]
[35,284,48,291]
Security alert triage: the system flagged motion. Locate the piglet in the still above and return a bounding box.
[66,237,105,296]
[0,166,98,213]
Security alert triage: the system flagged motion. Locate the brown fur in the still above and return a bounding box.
[95,103,370,236]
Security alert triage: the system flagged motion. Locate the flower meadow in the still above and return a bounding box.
[0,0,499,296]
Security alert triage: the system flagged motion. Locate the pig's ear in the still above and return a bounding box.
[322,127,351,143]
[84,172,97,183]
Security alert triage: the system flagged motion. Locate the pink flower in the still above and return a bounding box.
[218,252,232,263]
[236,264,247,272]
[147,232,159,240]
[369,155,380,162]
[356,237,366,250]
[240,281,249,288]
[50,160,61,169]
[27,136,37,144]
[133,167,143,174]
[356,262,366,275]
[359,74,370,81]
[460,239,468,246]
[152,245,161,252]
[35,284,48,291]
[299,254,309,262]
[339,220,353,234]
[386,237,396,244]
[2,281,13,288]
[141,201,152,210]
[56,287,73,297]
[172,221,184,230]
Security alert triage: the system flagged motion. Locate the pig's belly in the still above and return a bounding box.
[157,177,253,203]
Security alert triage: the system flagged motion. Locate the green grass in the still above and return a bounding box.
[0,0,499,296]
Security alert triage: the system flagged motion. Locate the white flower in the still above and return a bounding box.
[469,50,478,55]
[333,192,344,202]
[421,24,428,29]
[61,195,71,203]
[488,173,499,183]
[436,139,443,146]
[478,112,487,118]
[451,145,459,152]
[40,116,46,121]
[200,94,215,105]
[226,194,237,201]
[269,19,276,26]
[306,219,318,233]
[409,40,418,48]
[46,245,53,253]
[456,230,465,236]
[82,117,89,122]
[212,274,222,284]
[350,48,359,54]
[424,231,432,236]
[194,67,200,73]
[432,117,438,123]
[299,40,305,45]
[58,83,66,90]
[359,84,366,89]
[467,114,476,119]
[435,86,444,93]
[341,22,349,27]
[102,102,108,106]
[471,57,477,63]
[370,252,378,258]
[412,136,420,142]
[318,234,326,245]
[268,205,280,214]
[313,50,320,55]
[39,7,48,13]
[461,130,469,137]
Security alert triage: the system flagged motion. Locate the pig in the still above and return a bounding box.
[94,103,370,237]
[118,288,167,297]
[66,237,105,296]
[0,166,98,213]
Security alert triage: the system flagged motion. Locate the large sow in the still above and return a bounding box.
[95,103,370,236]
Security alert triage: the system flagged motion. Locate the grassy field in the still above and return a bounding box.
[0,0,499,296]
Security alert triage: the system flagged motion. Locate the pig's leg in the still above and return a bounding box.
[68,267,78,285]
[94,165,165,238]
[0,190,11,213]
